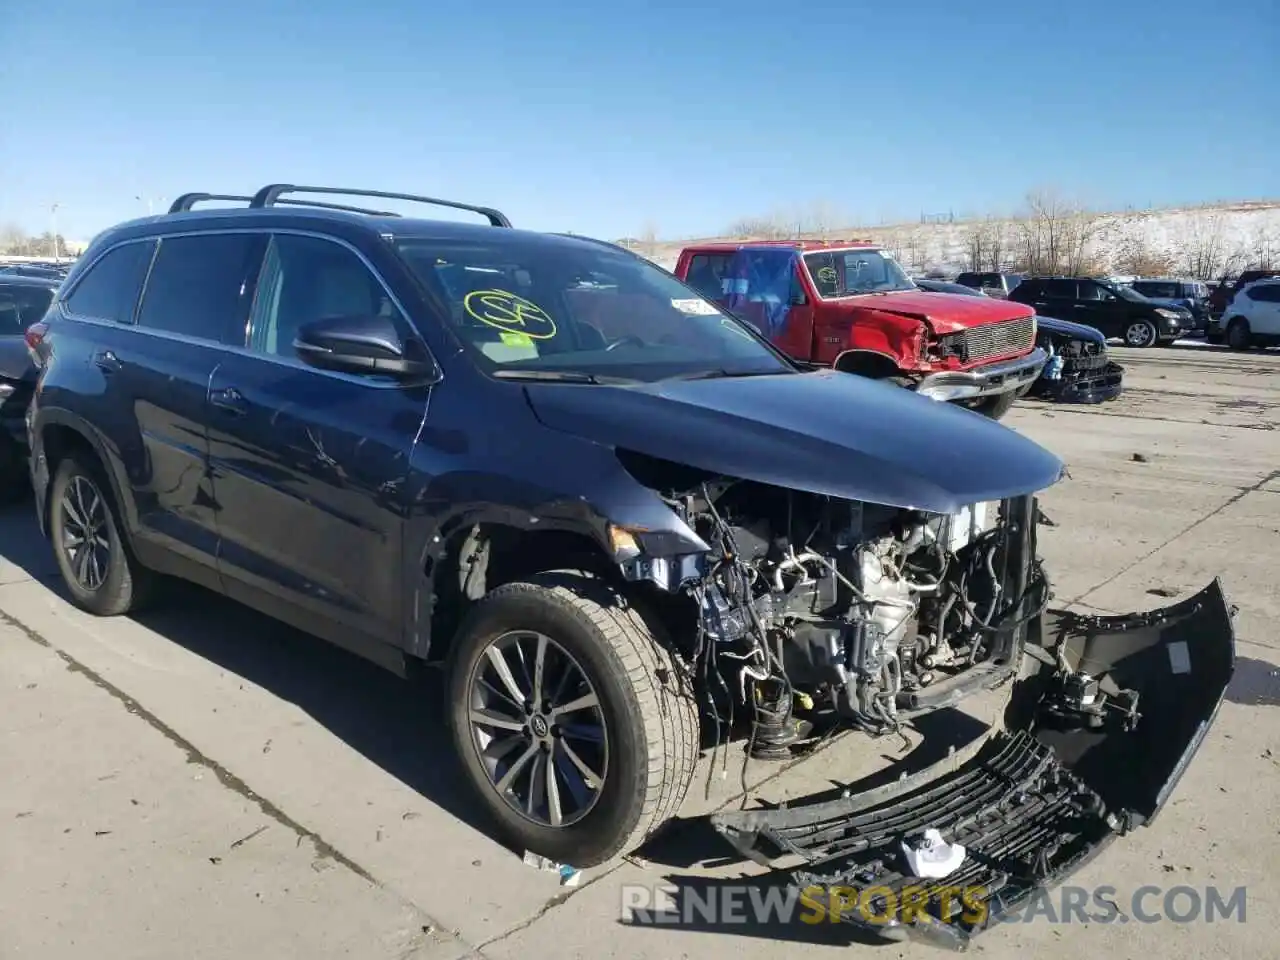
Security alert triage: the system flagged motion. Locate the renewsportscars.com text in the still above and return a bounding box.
[621,882,1247,928]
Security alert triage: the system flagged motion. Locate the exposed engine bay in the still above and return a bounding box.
[619,456,1050,759]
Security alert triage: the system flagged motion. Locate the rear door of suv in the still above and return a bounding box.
[48,235,251,578]
[118,231,264,573]
[205,231,425,654]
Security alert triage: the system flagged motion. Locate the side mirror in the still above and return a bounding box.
[294,314,440,382]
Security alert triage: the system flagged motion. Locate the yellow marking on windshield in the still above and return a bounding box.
[463,289,558,340]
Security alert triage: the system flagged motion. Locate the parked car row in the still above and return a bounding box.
[1215,275,1280,350]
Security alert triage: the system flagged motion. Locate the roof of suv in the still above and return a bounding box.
[89,183,580,251]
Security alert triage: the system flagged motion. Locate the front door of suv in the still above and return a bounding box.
[1073,280,1130,338]
[205,232,427,655]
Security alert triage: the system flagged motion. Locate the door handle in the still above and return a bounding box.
[92,350,122,373]
[209,385,248,415]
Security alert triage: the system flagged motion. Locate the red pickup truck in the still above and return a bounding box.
[674,240,1048,419]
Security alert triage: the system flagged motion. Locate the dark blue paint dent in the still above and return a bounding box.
[523,368,1066,515]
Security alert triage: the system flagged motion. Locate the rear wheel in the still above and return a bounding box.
[48,454,155,616]
[446,570,699,867]
[1123,320,1158,348]
[1225,318,1252,351]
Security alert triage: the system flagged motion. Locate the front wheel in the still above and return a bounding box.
[969,391,1018,420]
[1123,320,1159,348]
[446,570,699,867]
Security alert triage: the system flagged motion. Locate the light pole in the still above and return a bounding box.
[135,194,160,216]
[50,203,60,262]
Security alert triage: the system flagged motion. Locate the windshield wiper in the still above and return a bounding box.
[492,369,639,384]
[667,368,792,381]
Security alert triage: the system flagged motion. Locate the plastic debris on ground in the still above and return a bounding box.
[900,828,966,879]
[522,850,582,887]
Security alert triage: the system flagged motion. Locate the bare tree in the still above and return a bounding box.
[966,218,1007,271]
[1178,212,1231,279]
[639,221,659,258]
[1112,234,1176,277]
[1011,189,1108,275]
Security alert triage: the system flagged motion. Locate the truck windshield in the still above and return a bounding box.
[802,249,916,297]
[395,236,794,383]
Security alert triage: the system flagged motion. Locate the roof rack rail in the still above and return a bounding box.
[168,192,402,216]
[248,184,512,228]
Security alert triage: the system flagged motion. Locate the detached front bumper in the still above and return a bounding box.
[916,348,1048,403]
[1030,358,1125,404]
[710,579,1236,951]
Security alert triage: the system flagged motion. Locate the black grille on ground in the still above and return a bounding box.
[751,731,1116,938]
[961,317,1037,363]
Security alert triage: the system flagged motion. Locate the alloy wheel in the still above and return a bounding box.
[466,630,609,828]
[59,474,110,591]
[1125,322,1155,347]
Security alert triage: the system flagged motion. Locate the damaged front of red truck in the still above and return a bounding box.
[674,241,1048,419]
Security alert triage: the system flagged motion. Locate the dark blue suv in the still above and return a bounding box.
[23,185,1232,913]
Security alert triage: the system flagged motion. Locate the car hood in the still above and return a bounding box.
[1142,297,1192,313]
[1036,315,1106,345]
[524,369,1065,514]
[837,290,1034,335]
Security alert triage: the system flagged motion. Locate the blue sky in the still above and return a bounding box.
[1,0,1276,243]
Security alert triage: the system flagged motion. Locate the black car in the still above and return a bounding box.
[1008,276,1193,347]
[953,271,1025,298]
[0,275,58,498]
[911,279,1123,403]
[23,185,1233,941]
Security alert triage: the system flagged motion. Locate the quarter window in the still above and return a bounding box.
[63,241,156,323]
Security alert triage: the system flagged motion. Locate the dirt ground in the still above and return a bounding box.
[1,343,1277,960]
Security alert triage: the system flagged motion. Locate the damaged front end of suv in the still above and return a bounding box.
[615,455,1046,759]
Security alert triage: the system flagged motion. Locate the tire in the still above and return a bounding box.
[1123,319,1158,348]
[1225,318,1252,351]
[48,453,155,616]
[970,391,1017,420]
[446,570,699,868]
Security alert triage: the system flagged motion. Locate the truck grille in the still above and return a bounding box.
[960,317,1036,363]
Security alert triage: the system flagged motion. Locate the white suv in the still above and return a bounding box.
[1222,279,1280,350]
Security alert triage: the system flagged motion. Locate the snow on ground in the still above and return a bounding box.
[633,201,1280,279]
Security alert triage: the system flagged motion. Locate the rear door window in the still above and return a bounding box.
[683,254,732,300]
[136,233,264,343]
[63,240,156,324]
[1040,279,1077,299]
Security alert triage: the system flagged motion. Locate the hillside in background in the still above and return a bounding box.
[625,198,1280,280]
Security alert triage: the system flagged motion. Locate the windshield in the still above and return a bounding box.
[1111,283,1150,303]
[394,237,793,382]
[802,249,915,297]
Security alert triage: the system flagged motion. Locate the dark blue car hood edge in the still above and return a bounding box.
[520,372,1066,515]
